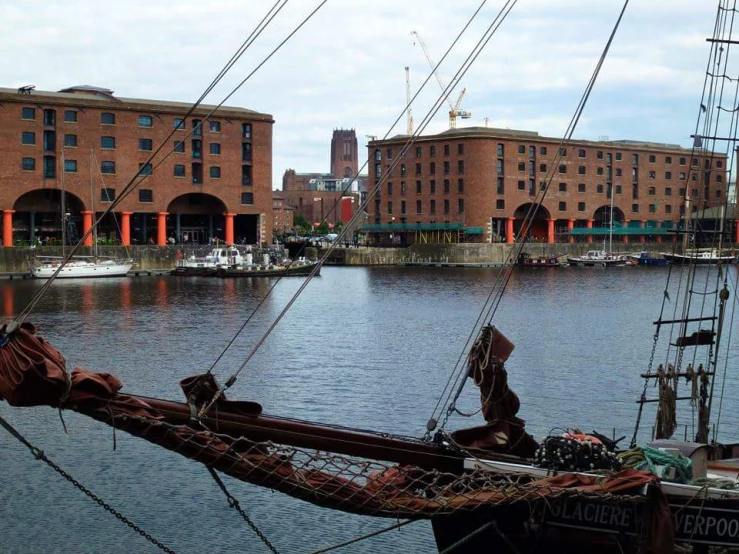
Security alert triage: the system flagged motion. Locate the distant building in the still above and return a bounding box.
[280,129,366,230]
[0,84,274,246]
[272,192,294,236]
[366,127,728,245]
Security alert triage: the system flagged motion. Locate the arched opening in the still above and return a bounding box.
[593,206,625,228]
[513,203,551,241]
[13,189,85,245]
[161,193,229,245]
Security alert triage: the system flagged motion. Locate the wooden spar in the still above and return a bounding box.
[106,394,474,472]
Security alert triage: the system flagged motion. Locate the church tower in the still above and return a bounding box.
[330,129,358,179]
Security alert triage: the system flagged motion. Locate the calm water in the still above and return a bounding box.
[2,266,739,553]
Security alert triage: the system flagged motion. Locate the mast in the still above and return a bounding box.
[89,149,97,258]
[60,149,66,257]
[609,182,614,252]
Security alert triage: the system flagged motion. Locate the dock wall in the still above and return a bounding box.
[0,242,672,272]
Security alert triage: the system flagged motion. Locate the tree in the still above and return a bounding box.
[294,213,311,234]
[316,221,330,235]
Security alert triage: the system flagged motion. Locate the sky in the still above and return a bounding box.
[0,0,728,189]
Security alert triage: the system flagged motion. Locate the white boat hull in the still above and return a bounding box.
[30,261,133,279]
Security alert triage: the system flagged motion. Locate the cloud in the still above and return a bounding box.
[0,0,728,188]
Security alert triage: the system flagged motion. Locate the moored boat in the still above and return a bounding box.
[628,251,668,266]
[567,250,628,267]
[215,258,320,278]
[29,256,133,278]
[661,249,737,265]
[516,252,561,267]
[170,246,245,276]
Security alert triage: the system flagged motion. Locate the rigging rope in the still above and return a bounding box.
[198,0,524,418]
[16,0,301,321]
[309,520,415,554]
[431,0,633,432]
[0,415,176,554]
[618,446,693,484]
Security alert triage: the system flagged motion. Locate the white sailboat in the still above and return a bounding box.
[568,183,628,266]
[29,151,133,279]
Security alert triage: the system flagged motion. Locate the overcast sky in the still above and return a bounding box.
[0,0,727,189]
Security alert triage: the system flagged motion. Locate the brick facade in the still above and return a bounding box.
[0,85,273,246]
[367,127,728,243]
[330,129,358,179]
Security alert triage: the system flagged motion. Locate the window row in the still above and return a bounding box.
[379,144,466,160]
[378,160,465,177]
[385,179,465,195]
[385,199,465,215]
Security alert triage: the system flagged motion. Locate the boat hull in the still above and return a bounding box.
[170,266,218,277]
[30,262,132,279]
[662,253,737,265]
[215,262,320,278]
[567,257,627,267]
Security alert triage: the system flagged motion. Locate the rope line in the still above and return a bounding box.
[0,415,176,554]
[309,520,415,554]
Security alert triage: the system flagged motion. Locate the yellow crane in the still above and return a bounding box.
[411,30,471,129]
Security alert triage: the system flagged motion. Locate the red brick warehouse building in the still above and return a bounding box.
[366,127,728,244]
[0,85,273,247]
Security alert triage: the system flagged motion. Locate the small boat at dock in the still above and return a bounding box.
[516,252,561,267]
[215,258,320,278]
[628,251,668,266]
[171,246,244,276]
[567,250,628,267]
[661,249,737,265]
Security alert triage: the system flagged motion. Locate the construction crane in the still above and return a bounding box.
[405,66,414,135]
[411,30,471,129]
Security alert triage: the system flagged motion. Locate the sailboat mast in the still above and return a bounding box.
[609,183,614,252]
[60,149,66,257]
[90,150,97,258]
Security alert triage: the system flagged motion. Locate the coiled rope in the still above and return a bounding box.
[618,446,693,484]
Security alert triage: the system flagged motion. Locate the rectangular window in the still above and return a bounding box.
[101,161,115,174]
[416,180,422,194]
[242,123,252,139]
[559,182,567,192]
[679,157,686,165]
[558,164,567,174]
[386,148,393,159]
[400,182,407,195]
[192,119,202,136]
[430,179,436,194]
[387,182,393,195]
[518,180,525,191]
[578,166,586,175]
[559,201,566,211]
[578,183,586,192]
[242,165,252,186]
[63,110,77,123]
[518,162,525,172]
[416,200,422,214]
[444,144,450,156]
[606,153,612,163]
[210,166,221,178]
[497,177,504,194]
[138,163,153,176]
[578,202,585,212]
[173,118,185,130]
[43,130,56,151]
[458,199,464,213]
[529,146,536,158]
[42,109,55,126]
[415,146,422,158]
[63,134,77,147]
[21,157,35,171]
[597,184,604,193]
[101,188,115,202]
[387,201,393,215]
[209,143,221,155]
[444,199,450,214]
[616,168,622,177]
[415,163,422,176]
[401,200,406,214]
[717,159,723,168]
[43,155,55,178]
[443,161,449,174]
[444,179,450,194]
[616,185,622,194]
[429,145,436,157]
[242,142,252,162]
[597,150,603,159]
[518,145,525,154]
[101,112,115,125]
[21,107,36,120]
[578,149,586,158]
[597,167,604,175]
[665,187,672,196]
[496,144,504,157]
[458,143,464,155]
[430,199,436,214]
[540,146,547,155]
[717,174,724,183]
[192,139,203,159]
[632,204,639,213]
[21,131,35,145]
[648,170,656,179]
[665,205,672,214]
[241,192,254,205]
[559,147,566,156]
[173,164,186,177]
[616,152,622,161]
[138,115,153,127]
[648,154,656,163]
[139,138,153,151]
[496,199,505,210]
[430,162,436,175]
[139,189,153,203]
[540,163,547,173]
[458,178,464,193]
[649,203,656,213]
[679,172,686,180]
[174,141,185,153]
[209,121,221,133]
[400,163,407,176]
[101,136,115,149]
[192,162,203,184]
[648,186,656,195]
[665,156,672,164]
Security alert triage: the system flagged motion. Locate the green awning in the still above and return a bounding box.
[464,227,484,235]
[570,227,671,236]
